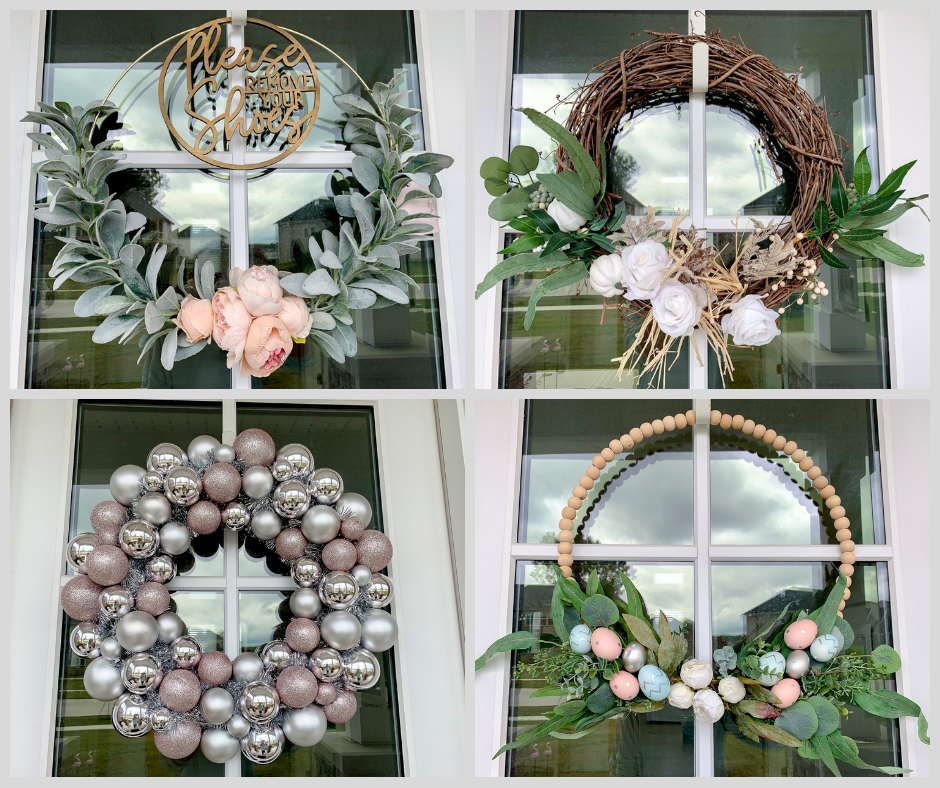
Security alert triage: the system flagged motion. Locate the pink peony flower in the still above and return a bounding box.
[396,180,440,234]
[240,315,293,378]
[173,295,214,343]
[276,294,314,339]
[212,287,252,369]
[229,265,284,316]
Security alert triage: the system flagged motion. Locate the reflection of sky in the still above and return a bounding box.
[246,170,331,244]
[239,591,286,649]
[173,590,224,652]
[159,172,230,233]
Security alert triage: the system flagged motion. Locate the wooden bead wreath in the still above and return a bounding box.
[556,409,856,614]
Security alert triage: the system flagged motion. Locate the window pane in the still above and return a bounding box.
[28,170,232,389]
[705,233,888,389]
[520,400,693,544]
[506,561,694,776]
[246,170,444,389]
[70,401,225,575]
[712,562,900,777]
[710,399,882,546]
[53,591,224,776]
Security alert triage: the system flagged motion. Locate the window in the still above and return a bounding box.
[501,399,906,777]
[24,10,446,389]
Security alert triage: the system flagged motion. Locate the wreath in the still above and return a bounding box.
[61,428,397,764]
[476,409,929,774]
[475,29,928,386]
[23,69,453,380]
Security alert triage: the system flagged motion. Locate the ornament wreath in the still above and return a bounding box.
[475,28,928,386]
[23,70,453,380]
[476,409,929,775]
[62,429,397,764]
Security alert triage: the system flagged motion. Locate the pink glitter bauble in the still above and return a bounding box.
[324,689,358,723]
[60,574,102,620]
[321,539,358,572]
[135,581,170,616]
[276,665,319,709]
[198,651,233,686]
[187,500,222,535]
[159,669,202,712]
[315,683,337,706]
[285,618,321,653]
[233,428,276,468]
[84,544,129,586]
[356,530,393,572]
[202,463,242,503]
[90,501,127,545]
[276,528,308,561]
[154,718,202,759]
[340,516,366,541]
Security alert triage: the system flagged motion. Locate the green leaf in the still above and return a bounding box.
[576,706,625,730]
[488,188,531,221]
[837,228,886,241]
[877,159,916,196]
[856,236,925,267]
[871,644,902,674]
[621,614,659,652]
[554,699,586,716]
[507,216,538,233]
[523,261,587,330]
[624,698,666,714]
[657,610,671,643]
[807,572,847,637]
[585,570,599,598]
[484,178,509,196]
[530,686,568,698]
[854,147,872,196]
[853,689,921,719]
[475,249,569,299]
[830,172,849,219]
[747,685,782,705]
[833,238,870,259]
[351,156,380,192]
[657,633,688,675]
[606,200,626,231]
[814,199,831,233]
[811,733,841,776]
[585,684,616,714]
[797,738,821,760]
[737,604,791,663]
[851,199,921,229]
[74,284,117,317]
[494,714,571,758]
[918,711,930,744]
[805,696,841,737]
[856,189,903,216]
[498,233,545,255]
[519,108,600,198]
[551,582,569,642]
[581,594,619,628]
[617,571,650,626]
[775,700,819,741]
[746,717,804,748]
[475,631,553,671]
[827,732,912,774]
[480,156,511,181]
[543,231,572,256]
[563,606,580,635]
[537,171,593,218]
[817,243,850,269]
[831,617,854,654]
[509,145,540,177]
[527,208,560,235]
[735,699,781,720]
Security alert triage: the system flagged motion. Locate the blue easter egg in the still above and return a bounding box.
[809,634,840,662]
[758,651,786,686]
[569,624,592,654]
[637,664,670,701]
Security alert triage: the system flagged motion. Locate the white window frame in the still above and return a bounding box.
[474,10,930,389]
[11,10,462,389]
[474,398,923,777]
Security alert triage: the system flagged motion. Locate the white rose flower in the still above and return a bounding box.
[667,682,695,709]
[589,254,624,298]
[546,199,589,233]
[621,241,671,300]
[692,689,725,724]
[721,294,782,347]
[679,659,714,689]
[650,280,706,337]
[718,676,746,704]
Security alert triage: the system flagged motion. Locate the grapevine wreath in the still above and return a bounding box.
[476,410,929,775]
[61,429,397,764]
[475,29,928,386]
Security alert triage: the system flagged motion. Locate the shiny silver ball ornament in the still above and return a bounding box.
[150,706,172,732]
[99,636,123,660]
[122,653,163,694]
[306,467,344,505]
[365,574,394,608]
[301,505,341,544]
[119,519,160,558]
[239,681,280,724]
[273,480,310,519]
[200,727,240,763]
[277,443,314,476]
[232,651,265,682]
[116,610,159,652]
[158,521,192,555]
[66,533,99,574]
[137,492,172,525]
[215,443,236,463]
[187,434,221,464]
[227,714,251,739]
[242,465,275,500]
[271,458,294,482]
[309,647,344,681]
[291,557,321,588]
[99,585,134,619]
[240,724,284,765]
[334,491,372,527]
[261,640,293,672]
[200,686,236,725]
[157,611,186,644]
[283,704,327,747]
[112,692,152,737]
[786,649,811,679]
[621,641,648,673]
[83,656,124,701]
[110,464,146,506]
[69,621,102,659]
[359,609,399,653]
[318,570,359,610]
[146,554,176,584]
[351,564,373,588]
[142,469,165,492]
[251,509,282,540]
[171,635,203,668]
[289,588,323,619]
[319,611,363,651]
[343,648,381,691]
[220,501,250,531]
[163,467,202,506]
[147,442,187,473]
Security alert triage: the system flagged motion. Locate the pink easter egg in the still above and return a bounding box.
[590,627,622,661]
[783,619,818,649]
[609,670,639,701]
[771,678,802,709]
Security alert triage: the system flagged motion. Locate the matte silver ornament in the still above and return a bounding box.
[171,635,203,668]
[112,692,152,737]
[343,648,381,690]
[142,469,165,492]
[351,564,373,588]
[119,519,160,558]
[232,651,264,682]
[220,501,250,531]
[158,521,192,555]
[200,727,241,763]
[621,641,648,673]
[200,686,236,725]
[147,442,187,473]
[271,458,294,483]
[122,653,163,694]
[99,585,134,618]
[66,533,99,574]
[227,714,251,739]
[290,556,321,587]
[261,640,293,671]
[163,467,203,506]
[146,554,176,584]
[301,505,341,544]
[359,609,398,653]
[239,681,280,724]
[309,647,344,681]
[365,574,394,608]
[334,491,372,526]
[242,465,275,499]
[157,611,186,643]
[289,588,323,619]
[273,480,310,519]
[137,492,172,525]
[150,706,172,732]
[276,443,314,476]
[240,724,284,764]
[319,611,362,651]
[187,434,220,465]
[215,443,236,463]
[786,648,810,679]
[282,704,327,747]
[305,467,344,505]
[83,656,124,700]
[69,621,101,659]
[318,570,358,610]
[251,509,283,540]
[99,636,123,660]
[110,464,146,506]
[116,610,159,652]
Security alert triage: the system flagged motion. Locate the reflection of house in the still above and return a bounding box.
[185,625,224,653]
[275,198,338,264]
[736,587,817,644]
[742,183,788,215]
[177,223,230,267]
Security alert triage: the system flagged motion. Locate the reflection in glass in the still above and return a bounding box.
[710,399,882,546]
[507,561,694,776]
[28,170,232,389]
[712,563,900,777]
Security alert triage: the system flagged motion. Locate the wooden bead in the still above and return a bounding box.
[719,413,732,429]
[652,419,665,434]
[620,435,635,450]
[742,419,756,434]
[710,410,722,425]
[762,429,777,445]
[819,485,835,499]
[640,422,654,438]
[579,477,595,491]
[838,600,846,611]
[559,519,574,531]
[799,457,814,472]
[836,611,844,619]
[825,495,841,509]
[839,564,855,577]
[732,414,745,430]
[562,507,577,520]
[840,540,856,552]
[773,436,787,451]
[675,414,688,429]
[807,466,822,480]
[609,439,624,454]
[813,476,828,490]
[845,576,852,588]
[829,507,846,520]
[753,424,767,439]
[663,416,676,431]
[834,517,849,531]
[783,441,798,455]
[586,467,601,480]
[567,497,582,510]
[558,530,574,543]
[791,449,805,462]
[573,486,588,499]
[601,448,615,462]
[630,428,644,444]
[561,566,573,578]
[841,552,856,565]
[558,554,574,567]
[686,409,697,425]
[835,528,852,542]
[557,542,572,554]
[842,588,851,601]
[592,456,606,470]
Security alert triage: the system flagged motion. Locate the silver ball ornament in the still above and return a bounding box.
[200,727,240,763]
[99,636,123,659]
[786,649,811,679]
[99,585,134,619]
[119,519,160,558]
[290,556,321,587]
[122,653,163,694]
[215,443,236,463]
[150,706,172,732]
[232,651,264,682]
[334,491,372,526]
[163,467,203,506]
[342,648,381,691]
[276,443,314,476]
[289,588,323,619]
[116,610,159,652]
[251,509,283,540]
[271,459,292,484]
[318,570,358,610]
[112,692,152,737]
[240,725,284,764]
[221,501,250,531]
[242,465,275,499]
[300,505,341,544]
[187,434,220,464]
[200,686,236,725]
[142,469,165,492]
[359,609,398,653]
[137,492,172,525]
[261,640,293,671]
[158,521,192,555]
[309,647,344,681]
[319,611,362,651]
[365,573,393,607]
[69,621,102,659]
[157,611,186,643]
[66,533,99,574]
[146,554,176,584]
[147,442,187,473]
[273,480,310,519]
[621,641,648,673]
[83,656,124,700]
[171,635,202,668]
[283,704,327,747]
[227,714,251,739]
[305,467,343,505]
[239,681,280,724]
[109,464,146,506]
[351,564,373,588]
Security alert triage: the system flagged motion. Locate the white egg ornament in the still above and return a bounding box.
[809,634,840,662]
[568,624,592,655]
[758,651,786,687]
[637,664,670,701]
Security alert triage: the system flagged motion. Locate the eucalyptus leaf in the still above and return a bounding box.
[519,108,599,198]
[580,595,619,628]
[523,261,587,330]
[774,699,818,740]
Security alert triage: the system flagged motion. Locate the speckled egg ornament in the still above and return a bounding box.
[771,678,802,708]
[202,462,242,503]
[784,619,818,650]
[621,641,648,673]
[233,428,276,468]
[809,634,841,662]
[590,627,622,661]
[610,671,640,700]
[637,664,670,701]
[569,624,592,654]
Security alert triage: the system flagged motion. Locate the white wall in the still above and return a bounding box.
[10,12,33,307]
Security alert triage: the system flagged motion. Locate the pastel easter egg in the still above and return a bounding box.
[609,670,639,701]
[758,651,786,687]
[827,624,845,652]
[783,619,818,650]
[569,624,592,654]
[771,678,802,709]
[809,634,840,662]
[590,628,622,661]
[636,664,670,701]
[785,649,810,679]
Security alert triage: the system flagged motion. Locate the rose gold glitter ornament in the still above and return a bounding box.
[85,544,130,586]
[275,528,308,561]
[61,574,103,620]
[321,539,358,572]
[159,669,202,712]
[202,462,243,503]
[323,689,358,723]
[285,618,321,653]
[188,500,222,535]
[198,651,234,686]
[233,428,276,468]
[90,501,127,545]
[356,530,393,572]
[315,683,337,706]
[340,516,366,541]
[135,581,170,616]
[276,665,319,709]
[153,718,202,759]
